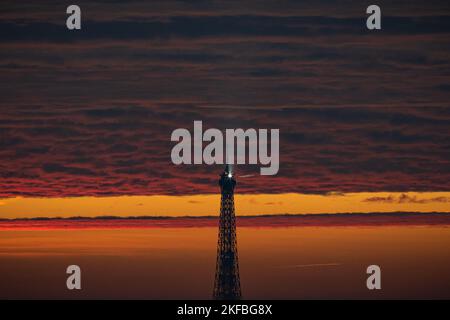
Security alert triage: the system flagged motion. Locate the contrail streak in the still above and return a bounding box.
[276,263,342,269]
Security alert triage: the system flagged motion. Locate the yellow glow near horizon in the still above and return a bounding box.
[0,192,449,219]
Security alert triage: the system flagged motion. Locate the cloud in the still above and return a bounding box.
[0,1,449,197]
[42,164,95,176]
[264,202,283,206]
[364,194,450,204]
[398,194,450,204]
[364,196,396,203]
[2,212,450,229]
[2,13,450,43]
[1,105,448,197]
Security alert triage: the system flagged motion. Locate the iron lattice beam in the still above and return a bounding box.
[213,167,241,300]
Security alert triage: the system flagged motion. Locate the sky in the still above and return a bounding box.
[0,1,449,217]
[0,192,449,219]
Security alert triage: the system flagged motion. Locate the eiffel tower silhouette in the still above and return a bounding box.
[213,164,241,300]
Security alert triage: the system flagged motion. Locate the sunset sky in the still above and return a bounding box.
[1,1,450,303]
[0,1,449,218]
[0,192,449,219]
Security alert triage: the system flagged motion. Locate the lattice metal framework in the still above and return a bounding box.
[213,165,241,300]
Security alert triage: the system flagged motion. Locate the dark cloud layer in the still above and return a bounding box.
[2,15,450,42]
[0,1,449,197]
[1,213,450,229]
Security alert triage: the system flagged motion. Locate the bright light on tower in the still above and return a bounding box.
[226,164,233,178]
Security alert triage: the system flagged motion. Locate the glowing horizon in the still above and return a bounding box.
[0,191,449,219]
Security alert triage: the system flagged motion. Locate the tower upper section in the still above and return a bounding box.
[219,164,236,194]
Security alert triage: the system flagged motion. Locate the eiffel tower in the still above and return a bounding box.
[213,164,241,300]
